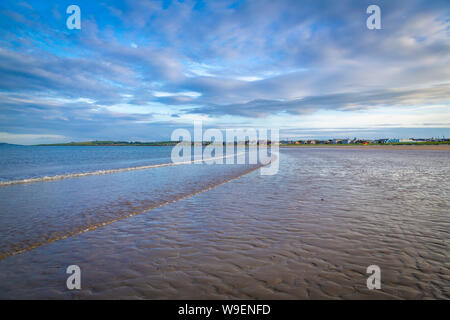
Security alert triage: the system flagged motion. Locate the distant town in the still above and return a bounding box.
[280,137,450,145]
[23,137,450,147]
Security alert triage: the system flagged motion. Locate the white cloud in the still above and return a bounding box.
[153,91,202,98]
[0,132,67,145]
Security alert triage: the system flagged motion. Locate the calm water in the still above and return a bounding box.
[0,146,448,299]
[0,145,174,182]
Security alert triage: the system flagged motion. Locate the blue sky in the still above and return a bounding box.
[0,0,449,144]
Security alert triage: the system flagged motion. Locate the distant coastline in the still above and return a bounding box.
[280,144,450,151]
[34,140,271,146]
[35,141,179,146]
[2,140,448,149]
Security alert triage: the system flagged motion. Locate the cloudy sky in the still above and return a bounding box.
[0,0,449,144]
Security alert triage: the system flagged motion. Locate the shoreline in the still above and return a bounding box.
[280,144,450,151]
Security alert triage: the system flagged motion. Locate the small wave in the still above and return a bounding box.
[0,160,267,261]
[0,152,245,187]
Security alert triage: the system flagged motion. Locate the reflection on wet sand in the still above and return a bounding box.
[0,148,449,299]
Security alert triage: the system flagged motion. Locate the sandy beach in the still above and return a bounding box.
[1,146,449,299]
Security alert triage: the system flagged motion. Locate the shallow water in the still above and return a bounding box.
[0,145,175,182]
[0,147,448,299]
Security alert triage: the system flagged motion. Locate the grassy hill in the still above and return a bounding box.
[36,141,180,146]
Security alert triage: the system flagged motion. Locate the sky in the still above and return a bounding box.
[0,0,449,144]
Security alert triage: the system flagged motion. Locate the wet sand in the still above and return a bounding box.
[0,148,449,299]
